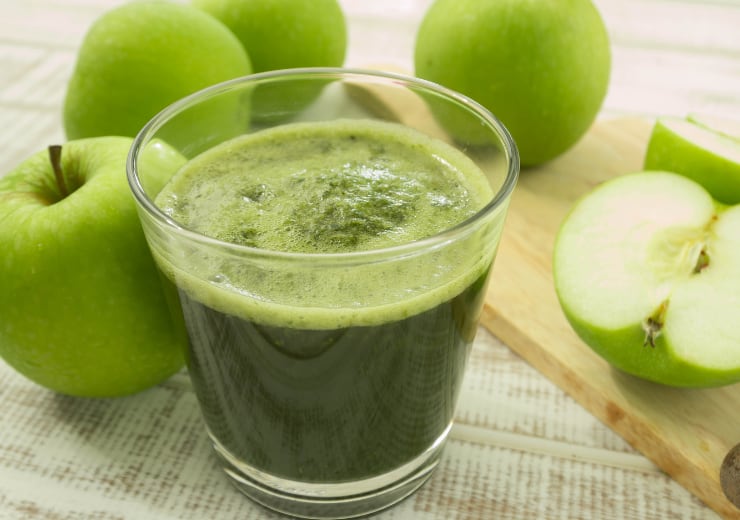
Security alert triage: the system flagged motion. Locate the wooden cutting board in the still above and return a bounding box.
[480,117,740,520]
[344,77,740,519]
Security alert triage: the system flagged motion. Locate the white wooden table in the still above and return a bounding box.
[1,1,738,518]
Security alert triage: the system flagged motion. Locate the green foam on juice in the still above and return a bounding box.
[154,119,496,329]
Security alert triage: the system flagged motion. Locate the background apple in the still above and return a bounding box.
[553,171,740,387]
[63,1,252,141]
[192,0,346,73]
[414,0,611,167]
[192,0,347,121]
[0,137,188,397]
[644,117,740,204]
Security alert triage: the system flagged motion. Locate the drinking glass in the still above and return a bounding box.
[127,68,518,519]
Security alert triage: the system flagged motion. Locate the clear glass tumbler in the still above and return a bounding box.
[127,68,518,519]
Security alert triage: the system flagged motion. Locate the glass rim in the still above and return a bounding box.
[126,67,520,261]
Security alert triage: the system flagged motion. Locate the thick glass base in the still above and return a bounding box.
[210,426,450,519]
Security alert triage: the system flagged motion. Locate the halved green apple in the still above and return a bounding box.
[687,113,740,142]
[644,117,740,204]
[553,171,740,387]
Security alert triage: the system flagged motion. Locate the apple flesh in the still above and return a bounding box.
[0,137,187,397]
[553,171,740,387]
[644,117,740,205]
[688,113,740,142]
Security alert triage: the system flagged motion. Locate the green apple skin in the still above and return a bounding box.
[559,297,740,388]
[414,0,611,167]
[191,0,346,73]
[0,137,188,397]
[192,0,347,121]
[645,117,740,205]
[553,171,740,388]
[63,1,252,140]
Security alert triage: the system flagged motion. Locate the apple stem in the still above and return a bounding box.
[48,145,69,198]
[643,319,660,348]
[642,300,668,348]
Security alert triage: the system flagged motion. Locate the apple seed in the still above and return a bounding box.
[693,248,710,273]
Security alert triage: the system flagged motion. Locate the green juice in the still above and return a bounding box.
[155,119,494,482]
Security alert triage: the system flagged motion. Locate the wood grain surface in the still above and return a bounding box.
[480,117,740,520]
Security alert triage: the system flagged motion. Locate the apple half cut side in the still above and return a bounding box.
[553,171,740,387]
[644,117,740,205]
[687,113,740,143]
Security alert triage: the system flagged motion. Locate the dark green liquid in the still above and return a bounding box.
[177,270,488,482]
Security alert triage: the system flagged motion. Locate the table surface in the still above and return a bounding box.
[1,1,738,519]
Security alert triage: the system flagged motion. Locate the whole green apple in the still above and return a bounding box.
[414,0,611,167]
[63,1,252,140]
[191,0,346,73]
[644,117,740,205]
[553,171,740,387]
[0,137,188,397]
[192,0,347,121]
